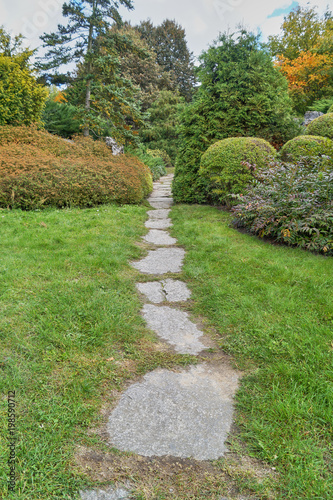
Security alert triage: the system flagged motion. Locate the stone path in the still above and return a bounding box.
[80,174,240,500]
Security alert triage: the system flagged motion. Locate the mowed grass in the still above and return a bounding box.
[0,205,191,499]
[171,205,333,500]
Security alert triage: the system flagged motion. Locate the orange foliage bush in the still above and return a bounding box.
[0,125,153,209]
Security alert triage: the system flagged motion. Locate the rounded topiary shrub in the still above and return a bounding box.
[305,113,333,140]
[199,137,276,205]
[279,135,333,163]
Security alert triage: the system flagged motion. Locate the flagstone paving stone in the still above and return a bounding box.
[131,248,185,275]
[142,304,206,354]
[162,278,192,302]
[143,229,177,246]
[106,364,240,460]
[145,218,172,229]
[147,209,171,220]
[80,485,130,500]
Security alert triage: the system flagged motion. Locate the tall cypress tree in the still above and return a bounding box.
[38,0,138,138]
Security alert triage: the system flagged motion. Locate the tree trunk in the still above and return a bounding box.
[83,2,96,137]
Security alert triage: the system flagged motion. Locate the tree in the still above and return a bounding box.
[268,6,333,113]
[0,27,47,126]
[39,0,142,140]
[140,90,185,161]
[173,30,300,204]
[268,6,331,59]
[110,23,175,111]
[137,19,196,102]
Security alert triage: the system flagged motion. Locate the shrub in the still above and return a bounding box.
[279,135,333,164]
[309,97,333,114]
[146,149,173,168]
[128,146,167,181]
[173,29,300,204]
[305,113,333,139]
[0,126,153,209]
[328,104,333,113]
[232,160,333,255]
[0,55,47,126]
[42,100,81,138]
[199,137,276,206]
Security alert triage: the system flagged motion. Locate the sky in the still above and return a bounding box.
[0,0,330,59]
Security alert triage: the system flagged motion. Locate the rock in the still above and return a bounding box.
[303,111,324,126]
[105,137,124,156]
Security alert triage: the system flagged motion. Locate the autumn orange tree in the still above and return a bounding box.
[269,6,333,113]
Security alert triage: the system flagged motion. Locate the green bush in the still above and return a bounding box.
[0,126,153,209]
[199,137,276,206]
[173,30,300,204]
[306,113,333,140]
[309,97,333,114]
[279,135,333,164]
[129,147,167,180]
[232,159,333,255]
[42,100,81,138]
[146,148,173,167]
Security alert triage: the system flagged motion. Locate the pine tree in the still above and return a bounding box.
[38,0,141,140]
[137,19,196,102]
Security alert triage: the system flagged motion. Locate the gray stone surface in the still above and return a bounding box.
[162,279,191,302]
[136,280,191,304]
[145,219,172,229]
[107,364,240,460]
[147,209,170,220]
[142,304,206,354]
[136,282,165,303]
[80,485,130,500]
[149,199,173,209]
[143,230,177,246]
[303,110,324,126]
[131,248,185,275]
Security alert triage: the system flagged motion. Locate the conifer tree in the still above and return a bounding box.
[38,0,141,140]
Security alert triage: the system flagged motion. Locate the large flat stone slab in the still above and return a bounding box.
[145,219,172,229]
[136,280,191,304]
[107,364,240,460]
[143,230,177,246]
[80,485,130,500]
[149,199,173,209]
[131,248,185,275]
[142,305,206,354]
[147,209,171,220]
[162,279,191,302]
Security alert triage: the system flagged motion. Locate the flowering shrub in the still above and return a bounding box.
[0,126,153,209]
[232,160,333,255]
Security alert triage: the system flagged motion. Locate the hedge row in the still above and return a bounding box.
[0,126,153,209]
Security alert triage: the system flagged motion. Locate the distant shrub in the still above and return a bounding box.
[279,135,333,165]
[128,147,167,181]
[306,113,333,140]
[42,100,81,138]
[146,149,173,168]
[199,137,276,206]
[232,160,333,255]
[0,126,153,209]
[309,97,333,114]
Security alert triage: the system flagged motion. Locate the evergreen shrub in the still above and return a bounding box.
[199,137,276,205]
[279,135,333,164]
[306,113,333,140]
[0,126,153,209]
[147,149,172,167]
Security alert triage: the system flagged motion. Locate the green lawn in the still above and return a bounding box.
[171,205,333,499]
[0,205,191,499]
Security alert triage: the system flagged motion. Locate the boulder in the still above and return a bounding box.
[105,137,124,156]
[303,111,324,126]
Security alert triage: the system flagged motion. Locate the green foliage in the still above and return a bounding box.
[140,90,185,161]
[42,100,81,138]
[232,159,333,255]
[137,19,196,102]
[279,135,333,163]
[173,30,300,204]
[146,148,172,167]
[0,55,47,126]
[309,97,333,114]
[305,113,333,140]
[131,147,167,181]
[268,5,332,59]
[199,137,276,206]
[0,126,152,209]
